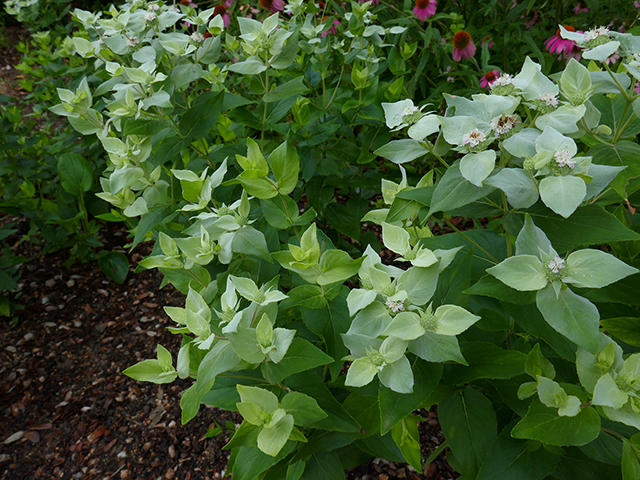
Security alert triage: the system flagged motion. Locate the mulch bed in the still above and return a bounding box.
[0,219,456,480]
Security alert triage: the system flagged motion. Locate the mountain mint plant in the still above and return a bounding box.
[54,1,640,477]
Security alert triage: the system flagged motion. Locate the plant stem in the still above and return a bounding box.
[423,440,449,470]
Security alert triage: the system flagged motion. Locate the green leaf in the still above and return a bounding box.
[98,251,129,284]
[428,161,495,215]
[600,317,640,346]
[268,141,299,195]
[438,388,498,479]
[538,175,586,219]
[476,423,560,480]
[280,285,326,310]
[317,250,364,286]
[465,275,536,305]
[261,338,333,384]
[230,443,295,480]
[285,371,360,432]
[505,303,576,361]
[397,264,440,305]
[565,249,638,289]
[484,168,539,209]
[301,451,345,480]
[378,358,442,435]
[511,399,601,446]
[486,255,547,291]
[391,416,423,472]
[536,284,600,354]
[510,204,640,250]
[374,139,429,164]
[588,140,640,199]
[232,226,272,262]
[444,342,526,384]
[459,150,497,187]
[282,391,327,426]
[122,359,177,384]
[264,76,309,103]
[261,196,298,229]
[180,341,241,424]
[179,91,223,141]
[386,197,422,223]
[258,414,294,456]
[623,440,640,480]
[57,153,93,195]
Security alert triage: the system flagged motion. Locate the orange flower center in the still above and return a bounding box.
[452,31,471,50]
[259,0,273,9]
[213,4,227,16]
[415,0,430,9]
[556,25,576,36]
[484,71,496,81]
[180,0,192,5]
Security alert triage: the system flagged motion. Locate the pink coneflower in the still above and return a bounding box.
[573,2,589,13]
[259,0,284,12]
[213,0,233,27]
[321,18,340,37]
[413,0,436,21]
[480,70,499,88]
[545,25,581,61]
[481,35,494,49]
[452,31,476,61]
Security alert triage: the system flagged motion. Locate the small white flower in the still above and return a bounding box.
[385,298,405,313]
[127,36,139,47]
[554,150,575,169]
[147,3,159,10]
[401,105,419,117]
[144,11,157,21]
[585,26,610,42]
[489,114,518,136]
[490,73,514,88]
[539,93,559,107]
[461,129,487,147]
[191,32,205,43]
[548,255,565,274]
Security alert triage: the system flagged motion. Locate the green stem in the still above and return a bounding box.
[423,440,449,469]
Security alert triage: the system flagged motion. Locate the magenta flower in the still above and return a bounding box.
[545,26,581,61]
[213,0,233,27]
[452,30,476,61]
[259,0,284,13]
[413,0,436,21]
[480,70,500,88]
[481,36,494,49]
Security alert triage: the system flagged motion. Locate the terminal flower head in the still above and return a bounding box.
[259,0,284,12]
[452,30,476,61]
[546,25,581,61]
[413,0,436,21]
[480,70,499,88]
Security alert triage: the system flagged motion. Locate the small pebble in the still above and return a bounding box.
[74,321,82,328]
[41,297,49,305]
[24,333,34,341]
[45,279,55,288]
